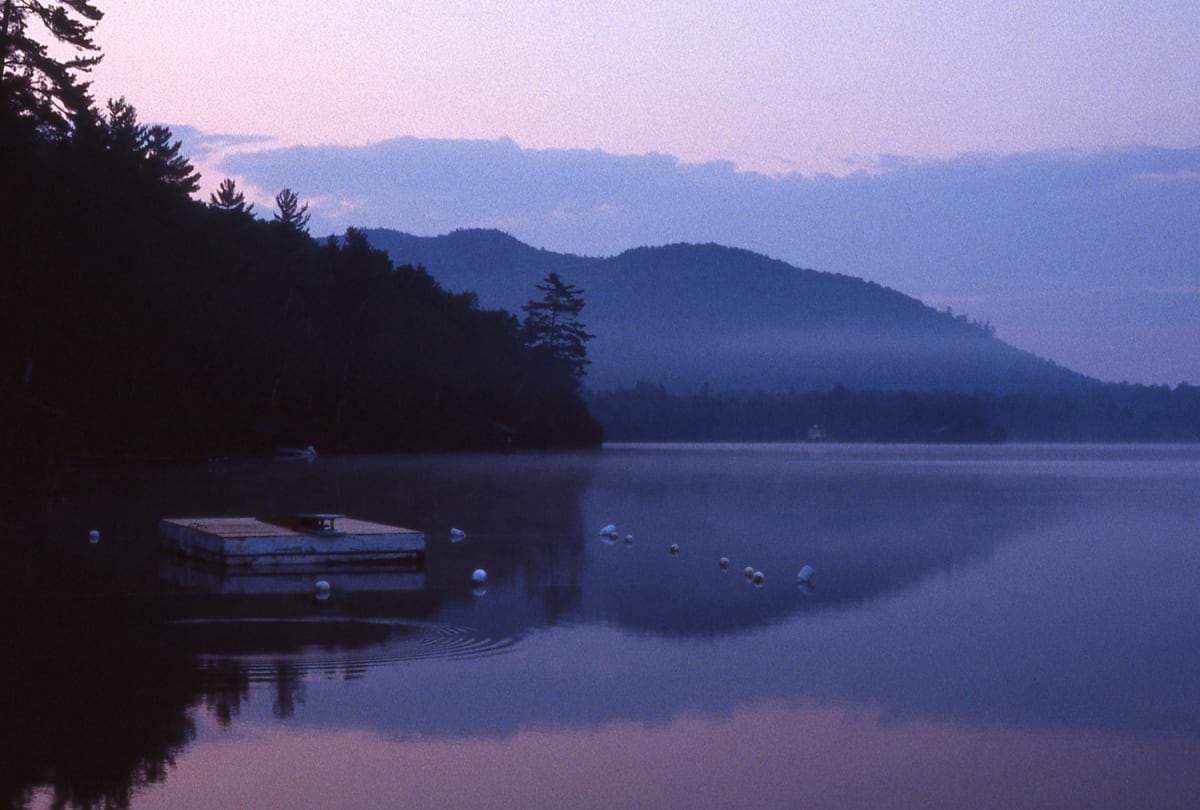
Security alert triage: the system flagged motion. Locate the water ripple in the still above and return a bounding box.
[179,618,520,678]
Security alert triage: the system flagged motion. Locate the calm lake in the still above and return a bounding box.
[3,444,1199,809]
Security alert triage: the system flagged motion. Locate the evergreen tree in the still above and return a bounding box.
[209,177,254,215]
[144,124,200,194]
[0,0,103,132]
[272,187,310,232]
[93,95,142,160]
[81,96,198,194]
[522,272,595,381]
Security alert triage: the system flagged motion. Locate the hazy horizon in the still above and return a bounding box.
[85,1,1200,386]
[179,132,1198,387]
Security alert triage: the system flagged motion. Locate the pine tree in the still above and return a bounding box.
[0,0,104,132]
[145,124,200,194]
[522,272,595,381]
[98,95,140,155]
[84,97,199,195]
[272,187,310,233]
[209,177,254,215]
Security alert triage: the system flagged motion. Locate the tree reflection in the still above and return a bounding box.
[4,448,1162,808]
[271,661,305,720]
[196,660,250,729]
[0,602,199,810]
[0,452,597,809]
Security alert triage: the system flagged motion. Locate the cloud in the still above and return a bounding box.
[166,126,273,162]
[215,138,1200,384]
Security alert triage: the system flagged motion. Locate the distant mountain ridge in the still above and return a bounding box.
[364,228,1098,395]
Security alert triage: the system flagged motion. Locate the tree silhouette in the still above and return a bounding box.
[144,124,200,194]
[522,272,594,381]
[96,95,140,154]
[0,4,607,462]
[272,187,310,232]
[0,0,104,132]
[78,96,198,197]
[209,177,254,215]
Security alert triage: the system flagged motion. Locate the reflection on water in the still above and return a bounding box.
[133,707,1200,810]
[2,444,1199,809]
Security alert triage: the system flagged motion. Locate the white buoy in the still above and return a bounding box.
[797,565,814,585]
[472,568,487,586]
[753,571,765,586]
[88,529,100,544]
[668,543,680,556]
[719,556,730,570]
[314,580,331,600]
[450,528,467,542]
[744,566,755,580]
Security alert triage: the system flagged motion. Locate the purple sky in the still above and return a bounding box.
[93,1,1199,176]
[87,1,1200,384]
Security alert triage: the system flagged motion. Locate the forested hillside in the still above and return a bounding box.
[366,230,1200,442]
[3,0,1192,466]
[1,105,601,470]
[364,228,1095,394]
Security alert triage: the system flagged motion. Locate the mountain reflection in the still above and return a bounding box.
[2,446,1198,809]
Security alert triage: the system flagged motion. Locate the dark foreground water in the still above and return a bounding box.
[2,444,1199,809]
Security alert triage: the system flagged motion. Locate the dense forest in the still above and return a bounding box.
[589,382,1200,443]
[372,229,1200,442]
[3,0,1196,486]
[363,228,1099,395]
[0,3,601,486]
[589,384,1005,443]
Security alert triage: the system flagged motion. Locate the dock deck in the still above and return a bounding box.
[160,515,425,567]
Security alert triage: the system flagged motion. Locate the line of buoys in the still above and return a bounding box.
[723,559,814,590]
[594,522,816,593]
[464,525,823,602]
[599,523,643,549]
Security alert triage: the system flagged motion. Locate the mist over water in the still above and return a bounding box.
[4,444,1199,809]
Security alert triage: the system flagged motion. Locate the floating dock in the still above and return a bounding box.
[160,514,425,567]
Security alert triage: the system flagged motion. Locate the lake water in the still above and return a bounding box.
[3,444,1199,809]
